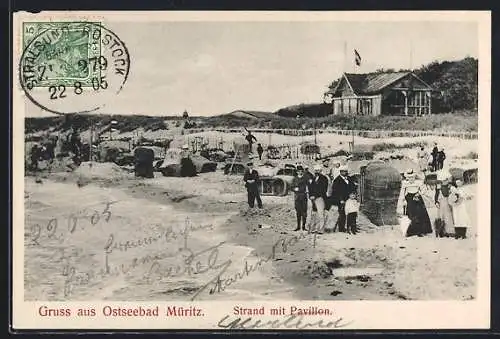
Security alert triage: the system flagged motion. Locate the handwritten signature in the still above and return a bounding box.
[146,242,231,283]
[26,201,117,246]
[190,231,309,301]
[217,314,353,329]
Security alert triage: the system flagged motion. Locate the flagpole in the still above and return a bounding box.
[351,48,360,151]
[343,40,347,74]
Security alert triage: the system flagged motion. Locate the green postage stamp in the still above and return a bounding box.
[22,22,102,87]
[19,19,130,114]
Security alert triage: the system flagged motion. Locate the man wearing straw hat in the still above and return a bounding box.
[326,160,341,204]
[329,160,342,182]
[331,165,356,233]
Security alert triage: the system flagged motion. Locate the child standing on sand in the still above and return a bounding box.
[345,192,360,235]
[449,179,472,239]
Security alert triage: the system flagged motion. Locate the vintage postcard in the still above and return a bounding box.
[12,11,491,330]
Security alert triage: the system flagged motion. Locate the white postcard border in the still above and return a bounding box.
[12,10,491,330]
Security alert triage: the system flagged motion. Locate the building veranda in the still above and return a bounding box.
[325,71,433,117]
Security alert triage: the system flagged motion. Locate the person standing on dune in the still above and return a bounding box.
[245,130,258,153]
[431,142,439,172]
[257,143,264,160]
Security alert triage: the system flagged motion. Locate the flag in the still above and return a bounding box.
[354,49,361,66]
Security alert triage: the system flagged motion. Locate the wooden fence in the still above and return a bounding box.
[183,128,478,140]
[184,127,477,161]
[184,136,336,162]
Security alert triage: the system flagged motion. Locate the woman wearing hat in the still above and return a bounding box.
[397,169,433,237]
[434,170,455,237]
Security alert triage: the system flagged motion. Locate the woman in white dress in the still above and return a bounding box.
[417,146,429,174]
[448,179,472,239]
[434,171,455,237]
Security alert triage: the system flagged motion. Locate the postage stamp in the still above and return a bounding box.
[12,11,491,331]
[19,20,130,115]
[22,22,103,88]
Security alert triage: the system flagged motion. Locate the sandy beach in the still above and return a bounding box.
[24,150,477,301]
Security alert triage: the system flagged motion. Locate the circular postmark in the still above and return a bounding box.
[19,21,130,115]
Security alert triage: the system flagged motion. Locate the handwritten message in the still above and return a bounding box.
[26,201,117,246]
[27,195,313,304]
[61,217,218,298]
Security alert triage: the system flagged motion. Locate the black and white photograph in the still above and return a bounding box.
[13,11,490,330]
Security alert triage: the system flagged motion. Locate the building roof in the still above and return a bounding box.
[329,71,432,96]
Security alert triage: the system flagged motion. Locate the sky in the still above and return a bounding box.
[24,20,478,117]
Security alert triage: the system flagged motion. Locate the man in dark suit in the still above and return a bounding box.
[331,165,357,233]
[243,161,262,209]
[437,147,446,170]
[257,143,264,160]
[431,142,439,172]
[291,166,309,231]
[308,164,329,234]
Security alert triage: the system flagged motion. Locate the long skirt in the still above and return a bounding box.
[436,194,455,234]
[405,193,433,237]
